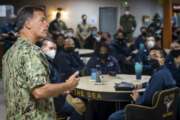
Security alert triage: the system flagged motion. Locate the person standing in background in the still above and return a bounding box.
[76,14,91,48]
[120,7,136,42]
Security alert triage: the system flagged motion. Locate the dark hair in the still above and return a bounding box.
[174,39,180,44]
[140,26,147,30]
[39,36,57,47]
[82,14,87,18]
[170,49,180,58]
[14,5,45,32]
[56,12,61,18]
[95,43,110,54]
[150,47,167,58]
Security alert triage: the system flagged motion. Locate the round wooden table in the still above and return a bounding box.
[73,74,150,102]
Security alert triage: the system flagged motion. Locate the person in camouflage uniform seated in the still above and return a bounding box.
[2,5,79,120]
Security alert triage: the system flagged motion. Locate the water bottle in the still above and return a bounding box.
[134,62,143,80]
[96,71,101,83]
[91,68,97,81]
[139,43,145,51]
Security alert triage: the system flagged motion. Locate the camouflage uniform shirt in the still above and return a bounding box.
[2,37,56,120]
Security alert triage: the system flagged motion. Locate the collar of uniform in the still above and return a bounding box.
[17,36,35,45]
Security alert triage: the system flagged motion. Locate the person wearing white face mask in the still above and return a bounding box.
[146,36,156,49]
[41,38,85,120]
[41,38,57,59]
[133,36,158,75]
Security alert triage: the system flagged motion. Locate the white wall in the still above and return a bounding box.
[44,0,163,36]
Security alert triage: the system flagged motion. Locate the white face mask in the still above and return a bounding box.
[125,11,130,15]
[66,32,74,37]
[147,41,155,49]
[45,50,56,59]
[95,36,101,42]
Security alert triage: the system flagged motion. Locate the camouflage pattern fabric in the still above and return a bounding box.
[120,14,136,41]
[2,37,56,120]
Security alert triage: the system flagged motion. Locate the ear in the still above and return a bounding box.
[24,18,32,30]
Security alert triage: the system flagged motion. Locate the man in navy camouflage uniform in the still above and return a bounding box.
[2,5,79,120]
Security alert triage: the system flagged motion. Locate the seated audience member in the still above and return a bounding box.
[111,31,133,73]
[85,43,120,120]
[166,49,180,87]
[84,26,101,49]
[108,47,176,120]
[54,38,85,81]
[134,36,163,75]
[170,39,180,51]
[54,34,66,53]
[41,38,85,120]
[65,28,81,48]
[173,26,180,41]
[134,27,148,49]
[86,43,121,75]
[165,40,180,84]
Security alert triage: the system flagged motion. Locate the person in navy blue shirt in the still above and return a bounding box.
[166,49,180,87]
[110,31,133,73]
[41,38,84,120]
[134,36,164,75]
[86,43,121,75]
[134,27,147,49]
[108,47,176,120]
[84,26,101,49]
[54,38,85,81]
[165,40,180,86]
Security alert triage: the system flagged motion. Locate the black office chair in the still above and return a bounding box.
[125,87,179,120]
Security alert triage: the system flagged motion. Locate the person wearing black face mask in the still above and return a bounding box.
[64,46,75,53]
[76,14,91,48]
[166,49,180,87]
[54,38,84,81]
[99,52,108,59]
[111,31,133,73]
[141,47,166,75]
[85,44,121,120]
[86,44,121,75]
[109,47,176,120]
[134,27,147,49]
[84,26,100,49]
